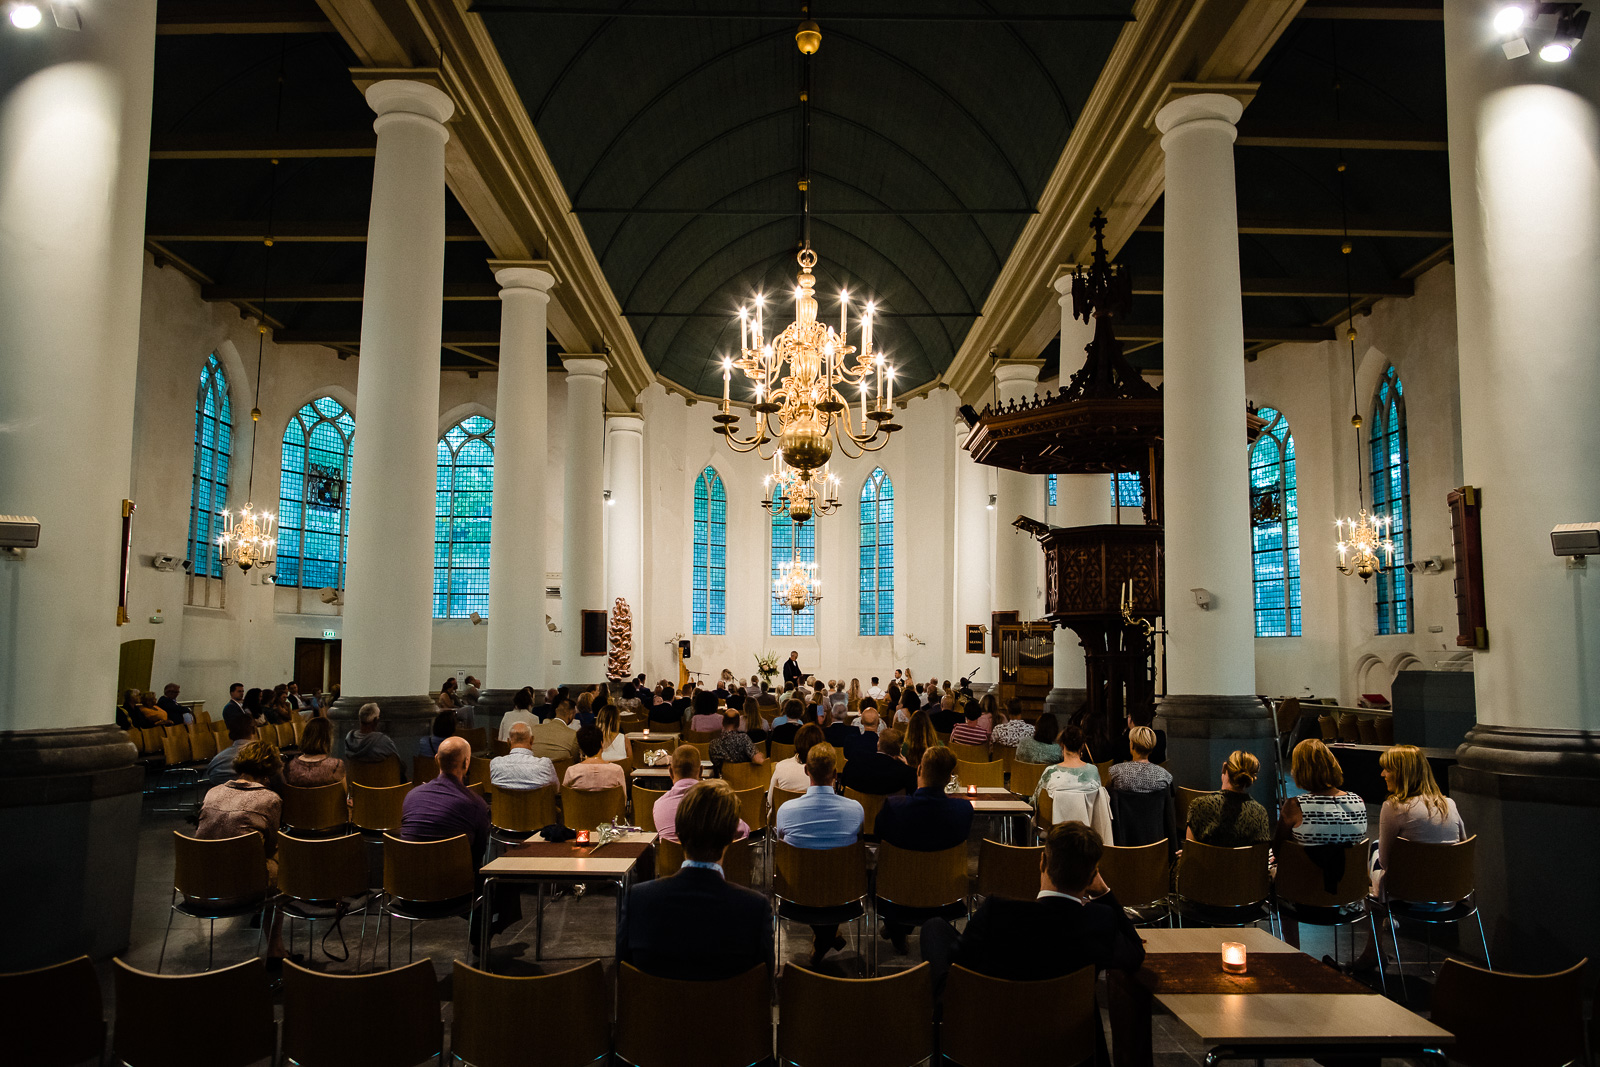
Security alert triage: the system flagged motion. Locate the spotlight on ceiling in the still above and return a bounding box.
[1494,4,1527,34]
[986,494,996,511]
[1541,38,1574,59]
[1549,5,1591,60]
[8,2,42,28]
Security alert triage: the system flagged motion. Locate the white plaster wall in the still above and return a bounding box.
[1245,262,1464,704]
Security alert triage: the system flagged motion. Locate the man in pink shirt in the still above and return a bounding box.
[654,745,748,843]
[950,703,993,747]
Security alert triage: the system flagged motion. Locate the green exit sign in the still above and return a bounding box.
[322,630,336,640]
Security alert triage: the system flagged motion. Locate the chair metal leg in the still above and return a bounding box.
[357,905,369,972]
[1387,911,1406,1003]
[1474,909,1491,969]
[1368,911,1388,997]
[157,900,177,974]
[208,917,216,971]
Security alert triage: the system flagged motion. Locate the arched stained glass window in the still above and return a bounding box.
[771,497,816,638]
[1048,473,1057,507]
[1371,366,1412,634]
[859,468,895,636]
[435,416,495,618]
[1112,472,1144,508]
[693,466,727,635]
[1249,406,1301,637]
[188,354,232,579]
[277,397,354,590]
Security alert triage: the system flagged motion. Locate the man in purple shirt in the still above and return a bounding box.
[654,745,748,843]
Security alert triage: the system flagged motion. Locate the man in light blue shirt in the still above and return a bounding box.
[773,743,863,966]
[490,722,558,792]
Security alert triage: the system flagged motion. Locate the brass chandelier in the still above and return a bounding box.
[764,452,841,524]
[774,532,822,613]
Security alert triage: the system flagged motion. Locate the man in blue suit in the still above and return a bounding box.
[873,747,974,953]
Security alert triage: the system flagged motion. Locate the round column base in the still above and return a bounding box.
[1043,687,1087,720]
[1451,723,1600,972]
[1155,694,1277,805]
[0,725,141,969]
[329,694,440,764]
[474,688,521,724]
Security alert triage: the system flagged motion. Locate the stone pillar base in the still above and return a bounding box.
[329,694,439,765]
[1043,687,1086,720]
[1452,724,1600,972]
[1156,694,1277,806]
[474,688,520,725]
[0,725,141,969]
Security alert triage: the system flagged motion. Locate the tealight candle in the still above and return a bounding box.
[1221,942,1247,974]
[576,830,591,845]
[967,784,977,797]
[643,727,650,736]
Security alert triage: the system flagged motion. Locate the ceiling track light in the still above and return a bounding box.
[1496,3,1588,61]
[7,2,41,29]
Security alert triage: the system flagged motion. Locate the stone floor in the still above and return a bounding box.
[103,788,1483,1066]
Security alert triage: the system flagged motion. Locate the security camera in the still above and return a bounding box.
[1191,588,1213,610]
[1552,523,1600,558]
[319,587,343,605]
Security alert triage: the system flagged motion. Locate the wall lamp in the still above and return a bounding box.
[1497,3,1588,61]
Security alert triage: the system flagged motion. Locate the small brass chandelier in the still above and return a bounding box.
[774,536,822,614]
[764,453,841,524]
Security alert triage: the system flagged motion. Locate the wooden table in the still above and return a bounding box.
[1129,928,1450,1066]
[965,786,1033,843]
[630,760,712,780]
[478,832,657,967]
[624,731,679,742]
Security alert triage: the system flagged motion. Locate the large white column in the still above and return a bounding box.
[1444,0,1600,971]
[337,80,454,731]
[992,360,1045,622]
[954,416,993,683]
[605,413,645,679]
[484,264,555,701]
[0,0,157,968]
[562,357,609,683]
[1153,90,1268,798]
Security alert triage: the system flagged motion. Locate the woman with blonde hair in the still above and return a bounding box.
[1106,726,1172,793]
[574,690,594,727]
[847,678,863,715]
[902,710,940,770]
[597,703,627,762]
[1276,739,1366,846]
[1185,750,1270,846]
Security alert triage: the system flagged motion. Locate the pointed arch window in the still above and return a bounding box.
[1249,406,1301,637]
[277,397,354,590]
[188,353,232,579]
[1371,366,1412,634]
[435,416,495,618]
[771,496,816,637]
[859,467,895,636]
[1048,473,1057,507]
[693,466,727,635]
[1112,472,1144,508]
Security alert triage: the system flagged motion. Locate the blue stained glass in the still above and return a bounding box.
[1370,367,1412,634]
[1249,406,1301,637]
[858,468,894,636]
[434,415,494,618]
[693,467,727,635]
[772,494,817,637]
[277,397,354,592]
[1111,472,1144,508]
[1048,473,1057,507]
[188,354,233,579]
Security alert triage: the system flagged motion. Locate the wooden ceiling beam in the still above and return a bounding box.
[156,0,335,34]
[1116,323,1337,344]
[1234,121,1447,151]
[1137,216,1452,239]
[274,329,501,346]
[1297,0,1441,19]
[146,219,483,242]
[202,282,500,301]
[1130,276,1415,299]
[149,131,375,159]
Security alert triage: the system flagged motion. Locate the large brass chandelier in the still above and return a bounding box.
[774,533,822,613]
[763,440,842,524]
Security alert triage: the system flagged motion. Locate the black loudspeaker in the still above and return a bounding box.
[679,639,692,659]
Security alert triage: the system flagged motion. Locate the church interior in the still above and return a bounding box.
[1,0,1597,1063]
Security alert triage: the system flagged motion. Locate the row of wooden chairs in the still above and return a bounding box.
[1317,712,1396,746]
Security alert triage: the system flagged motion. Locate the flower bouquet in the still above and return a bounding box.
[755,650,780,687]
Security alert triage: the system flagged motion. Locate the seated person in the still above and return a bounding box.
[1185,750,1270,846]
[491,722,558,791]
[688,690,724,734]
[1275,739,1365,846]
[596,704,629,762]
[767,722,824,800]
[618,780,773,980]
[156,683,190,725]
[655,745,749,843]
[196,739,287,959]
[767,699,807,745]
[1114,705,1168,765]
[773,743,864,967]
[949,701,993,746]
[563,725,627,791]
[1032,725,1102,804]
[1015,713,1064,765]
[988,701,1031,749]
[873,747,975,952]
[206,720,258,784]
[842,707,883,763]
[124,689,166,727]
[282,717,345,788]
[840,728,918,797]
[648,684,683,726]
[709,710,765,771]
[1105,726,1172,794]
[497,689,538,742]
[892,690,919,728]
[343,703,401,770]
[417,709,456,759]
[928,693,960,735]
[823,711,857,750]
[527,701,582,763]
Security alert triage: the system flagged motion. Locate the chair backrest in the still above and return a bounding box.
[615,962,770,1067]
[139,726,165,755]
[631,783,669,832]
[1431,956,1589,1067]
[112,957,274,1067]
[722,836,756,886]
[1008,759,1048,798]
[684,729,716,743]
[1356,717,1378,744]
[656,837,686,877]
[188,727,218,762]
[942,964,1097,1067]
[1174,841,1271,908]
[1385,835,1478,904]
[452,959,609,1067]
[349,781,413,832]
[976,838,1044,901]
[1037,789,1054,828]
[466,756,491,787]
[161,730,192,766]
[1273,840,1370,908]
[412,755,440,783]
[1098,840,1172,909]
[771,786,805,817]
[1093,760,1113,785]
[347,755,403,787]
[875,841,968,910]
[459,725,489,753]
[773,839,869,909]
[1107,787,1175,849]
[689,741,712,763]
[991,743,1016,776]
[629,738,675,767]
[949,740,990,764]
[0,955,105,1066]
[1374,715,1395,745]
[282,958,441,1067]
[955,758,1005,788]
[1317,715,1338,741]
[490,783,558,833]
[278,833,367,903]
[721,760,773,791]
[381,833,474,904]
[731,784,768,833]
[778,961,934,1067]
[842,787,890,836]
[280,780,349,833]
[1174,785,1209,831]
[172,831,267,901]
[768,741,795,762]
[561,785,627,830]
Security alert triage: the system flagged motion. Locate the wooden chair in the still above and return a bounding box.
[842,787,891,839]
[491,738,511,758]
[1093,759,1113,785]
[0,955,106,1066]
[380,833,477,965]
[629,737,675,767]
[412,754,440,783]
[772,840,871,968]
[1008,759,1048,799]
[731,783,769,836]
[942,964,1097,1067]
[452,959,610,1067]
[349,781,413,837]
[347,755,403,787]
[1374,715,1395,745]
[688,741,712,764]
[1170,841,1273,931]
[684,729,716,744]
[282,958,442,1067]
[1430,956,1590,1067]
[721,759,774,791]
[1173,785,1210,833]
[976,838,1043,901]
[722,836,756,887]
[188,725,218,762]
[615,962,769,1067]
[935,732,952,746]
[992,743,1016,777]
[1098,840,1172,925]
[655,837,685,878]
[631,783,669,833]
[467,756,491,788]
[112,957,275,1067]
[949,740,990,764]
[1356,716,1378,744]
[1383,835,1492,993]
[489,783,559,844]
[277,832,374,969]
[955,758,1005,788]
[1273,840,1383,991]
[768,741,796,762]
[873,842,970,948]
[778,961,934,1067]
[1317,714,1338,741]
[561,785,627,830]
[280,780,349,836]
[159,831,271,972]
[459,725,489,753]
[771,785,805,819]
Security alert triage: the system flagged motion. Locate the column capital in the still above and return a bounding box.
[563,355,609,380]
[491,260,557,295]
[363,77,455,124]
[606,412,644,437]
[1050,265,1088,297]
[1151,83,1256,135]
[993,358,1045,388]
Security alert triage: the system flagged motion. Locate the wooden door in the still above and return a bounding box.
[293,639,324,694]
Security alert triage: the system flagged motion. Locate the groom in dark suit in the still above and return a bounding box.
[782,650,804,689]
